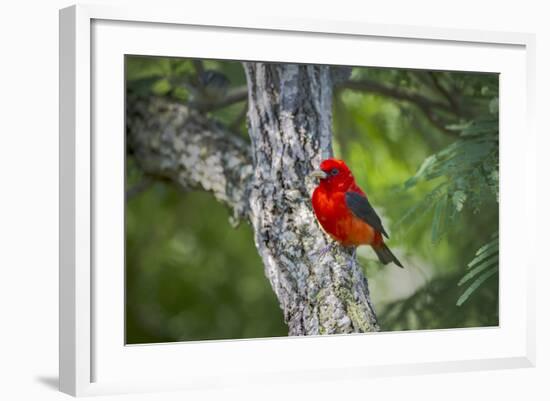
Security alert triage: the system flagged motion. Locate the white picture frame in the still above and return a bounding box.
[59,3,536,397]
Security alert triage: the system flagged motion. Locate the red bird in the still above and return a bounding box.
[310,158,403,268]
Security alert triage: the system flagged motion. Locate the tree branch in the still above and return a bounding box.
[229,101,248,132]
[126,94,253,221]
[427,71,463,117]
[338,78,461,136]
[339,79,453,113]
[190,85,249,112]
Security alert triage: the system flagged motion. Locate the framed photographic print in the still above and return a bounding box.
[59,4,536,396]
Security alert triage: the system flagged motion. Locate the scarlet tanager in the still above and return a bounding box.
[310,158,404,268]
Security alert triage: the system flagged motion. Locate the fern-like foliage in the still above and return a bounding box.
[456,232,499,306]
[401,115,498,233]
[399,97,499,305]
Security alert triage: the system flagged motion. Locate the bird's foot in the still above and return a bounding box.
[309,243,334,263]
[348,248,361,270]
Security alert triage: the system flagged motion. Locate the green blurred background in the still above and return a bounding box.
[125,57,499,343]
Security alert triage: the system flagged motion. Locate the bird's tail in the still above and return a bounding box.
[373,244,404,268]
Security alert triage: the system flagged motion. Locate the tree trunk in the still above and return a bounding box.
[244,63,379,335]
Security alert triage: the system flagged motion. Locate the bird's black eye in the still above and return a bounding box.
[330,168,339,176]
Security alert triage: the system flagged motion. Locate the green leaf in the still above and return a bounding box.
[445,122,471,131]
[489,97,499,114]
[452,191,467,212]
[404,155,437,188]
[456,266,498,306]
[466,234,498,264]
[467,243,498,268]
[456,232,499,305]
[459,118,498,137]
[152,78,171,95]
[126,77,163,96]
[459,254,498,285]
[431,195,448,244]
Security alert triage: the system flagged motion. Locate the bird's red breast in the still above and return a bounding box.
[312,185,383,247]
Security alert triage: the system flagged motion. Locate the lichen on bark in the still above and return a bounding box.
[126,95,253,222]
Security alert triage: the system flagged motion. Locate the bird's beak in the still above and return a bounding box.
[309,170,328,180]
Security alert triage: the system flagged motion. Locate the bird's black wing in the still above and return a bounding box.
[345,191,389,238]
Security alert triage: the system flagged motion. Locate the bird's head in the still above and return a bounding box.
[310,158,355,192]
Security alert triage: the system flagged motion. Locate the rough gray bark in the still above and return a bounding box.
[126,64,379,336]
[127,95,253,222]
